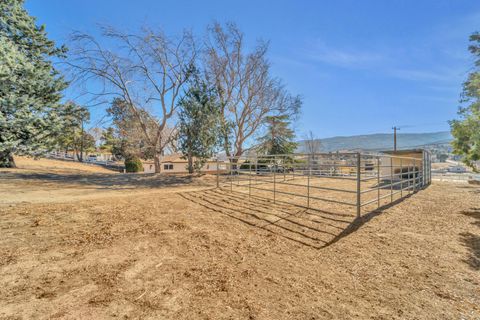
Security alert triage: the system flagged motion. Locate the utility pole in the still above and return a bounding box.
[392,126,400,152]
[79,116,84,162]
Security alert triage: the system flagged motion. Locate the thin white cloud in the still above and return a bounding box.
[428,84,463,93]
[387,67,464,83]
[295,40,467,85]
[303,41,386,68]
[277,8,479,92]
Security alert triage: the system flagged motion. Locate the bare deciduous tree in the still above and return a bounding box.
[88,127,103,146]
[67,26,196,172]
[304,130,321,155]
[205,22,301,161]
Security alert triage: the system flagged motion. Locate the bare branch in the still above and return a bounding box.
[205,22,300,158]
[67,25,197,172]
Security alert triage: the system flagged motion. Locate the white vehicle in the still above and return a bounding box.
[447,165,467,173]
[87,154,98,162]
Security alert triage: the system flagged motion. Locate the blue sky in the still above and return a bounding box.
[26,0,479,138]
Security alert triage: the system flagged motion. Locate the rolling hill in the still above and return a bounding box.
[297,131,452,153]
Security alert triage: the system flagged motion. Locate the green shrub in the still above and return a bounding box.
[125,156,143,173]
[240,160,253,170]
[239,159,270,170]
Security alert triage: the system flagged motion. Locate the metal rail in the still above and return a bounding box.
[216,151,432,216]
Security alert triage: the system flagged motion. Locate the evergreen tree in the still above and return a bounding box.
[450,32,480,172]
[106,98,157,160]
[99,127,117,153]
[0,0,68,167]
[56,102,90,161]
[178,80,221,173]
[76,132,96,157]
[258,115,297,155]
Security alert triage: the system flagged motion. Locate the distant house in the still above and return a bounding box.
[447,165,467,173]
[143,154,226,174]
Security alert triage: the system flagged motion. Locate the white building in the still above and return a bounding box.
[143,154,227,174]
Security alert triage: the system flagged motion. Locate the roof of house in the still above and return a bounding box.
[143,154,221,164]
[162,154,185,163]
[381,149,425,155]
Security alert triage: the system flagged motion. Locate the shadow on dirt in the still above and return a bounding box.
[460,207,480,270]
[324,195,414,247]
[0,171,211,190]
[180,188,414,249]
[455,185,480,194]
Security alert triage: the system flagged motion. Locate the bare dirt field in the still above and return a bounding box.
[0,157,479,319]
[0,157,215,206]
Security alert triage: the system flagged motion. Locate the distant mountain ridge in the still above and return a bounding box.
[297,131,452,153]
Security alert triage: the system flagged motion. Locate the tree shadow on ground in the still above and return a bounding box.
[460,207,480,270]
[455,185,480,194]
[180,188,413,249]
[0,171,212,190]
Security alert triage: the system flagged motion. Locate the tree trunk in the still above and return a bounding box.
[187,152,194,174]
[223,135,231,158]
[154,153,162,173]
[221,119,231,158]
[0,151,16,168]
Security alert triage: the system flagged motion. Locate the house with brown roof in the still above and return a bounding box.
[142,154,226,174]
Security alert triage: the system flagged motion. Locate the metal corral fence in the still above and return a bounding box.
[215,151,432,217]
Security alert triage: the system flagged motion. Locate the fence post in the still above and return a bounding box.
[292,157,295,180]
[356,152,361,218]
[422,150,427,187]
[230,157,233,192]
[390,157,394,203]
[273,156,276,204]
[400,158,403,198]
[249,160,252,198]
[408,162,412,194]
[377,156,380,208]
[423,151,427,187]
[429,153,432,185]
[307,155,311,208]
[413,159,416,192]
[425,153,428,185]
[255,156,258,186]
[216,158,219,188]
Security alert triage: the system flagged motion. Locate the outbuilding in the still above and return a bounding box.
[379,149,429,183]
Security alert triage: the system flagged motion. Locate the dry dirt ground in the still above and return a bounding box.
[0,157,479,319]
[0,157,215,206]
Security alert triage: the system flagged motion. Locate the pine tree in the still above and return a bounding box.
[258,115,297,155]
[450,32,480,172]
[0,0,68,167]
[106,98,157,160]
[56,102,90,161]
[178,79,221,173]
[99,127,117,153]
